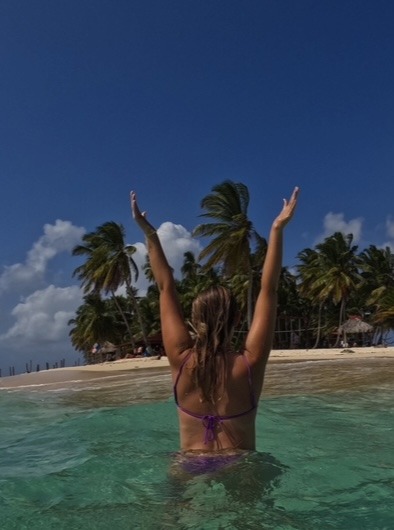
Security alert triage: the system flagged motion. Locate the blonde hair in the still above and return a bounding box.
[191,286,238,404]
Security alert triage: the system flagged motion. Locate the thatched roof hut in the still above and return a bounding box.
[99,341,118,353]
[94,341,120,362]
[339,318,373,334]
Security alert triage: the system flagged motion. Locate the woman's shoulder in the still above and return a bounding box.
[169,347,195,371]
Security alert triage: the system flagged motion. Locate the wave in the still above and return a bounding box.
[0,372,171,393]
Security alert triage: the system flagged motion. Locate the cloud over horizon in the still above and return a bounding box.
[316,212,364,244]
[1,285,83,345]
[0,220,85,295]
[130,222,202,295]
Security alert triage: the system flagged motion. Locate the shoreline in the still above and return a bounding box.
[1,346,393,389]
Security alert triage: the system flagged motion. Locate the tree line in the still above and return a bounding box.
[69,181,394,363]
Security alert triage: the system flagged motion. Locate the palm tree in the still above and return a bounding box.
[193,181,265,327]
[373,287,394,335]
[359,247,394,344]
[276,267,307,348]
[178,252,220,320]
[72,221,148,347]
[137,284,161,336]
[297,247,327,348]
[359,245,394,306]
[297,233,361,347]
[317,233,361,339]
[143,254,155,283]
[181,251,201,281]
[68,294,123,362]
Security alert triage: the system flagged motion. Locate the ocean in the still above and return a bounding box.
[0,359,393,529]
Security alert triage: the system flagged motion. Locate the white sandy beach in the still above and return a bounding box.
[60,345,394,371]
[0,347,394,394]
[1,346,393,389]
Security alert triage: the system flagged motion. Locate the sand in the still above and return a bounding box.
[1,346,393,389]
[60,345,394,369]
[66,345,394,370]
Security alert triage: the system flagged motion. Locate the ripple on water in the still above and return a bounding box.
[0,360,393,529]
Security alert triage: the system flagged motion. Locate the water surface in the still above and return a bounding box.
[1,359,393,529]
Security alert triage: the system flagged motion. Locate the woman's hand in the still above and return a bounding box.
[130,191,156,237]
[273,187,300,229]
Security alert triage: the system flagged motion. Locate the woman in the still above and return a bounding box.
[131,187,299,454]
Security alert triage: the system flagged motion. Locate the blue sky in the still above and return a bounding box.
[1,1,393,372]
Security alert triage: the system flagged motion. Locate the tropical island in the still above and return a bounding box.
[69,181,394,365]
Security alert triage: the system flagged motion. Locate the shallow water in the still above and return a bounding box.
[0,360,393,529]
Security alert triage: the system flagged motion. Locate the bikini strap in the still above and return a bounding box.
[175,352,256,408]
[174,352,256,445]
[173,351,193,406]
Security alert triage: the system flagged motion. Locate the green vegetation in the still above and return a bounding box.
[69,182,394,363]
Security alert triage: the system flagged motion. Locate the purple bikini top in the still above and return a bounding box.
[173,352,257,444]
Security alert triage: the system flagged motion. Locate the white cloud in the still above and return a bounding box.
[0,220,85,294]
[386,216,394,239]
[316,212,363,243]
[0,285,83,345]
[158,222,202,272]
[129,222,202,295]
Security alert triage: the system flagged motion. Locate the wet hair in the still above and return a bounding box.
[191,286,238,404]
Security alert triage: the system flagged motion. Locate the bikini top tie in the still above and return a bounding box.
[173,352,257,444]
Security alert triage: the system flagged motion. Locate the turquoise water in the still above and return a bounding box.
[0,365,393,529]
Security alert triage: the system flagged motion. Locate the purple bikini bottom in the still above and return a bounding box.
[174,451,247,476]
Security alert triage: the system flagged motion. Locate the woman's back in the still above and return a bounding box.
[172,349,265,451]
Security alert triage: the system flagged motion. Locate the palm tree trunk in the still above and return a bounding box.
[126,282,149,347]
[312,302,323,349]
[334,298,346,347]
[111,293,136,348]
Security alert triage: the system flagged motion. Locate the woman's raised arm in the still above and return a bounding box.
[130,192,192,364]
[245,187,299,366]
